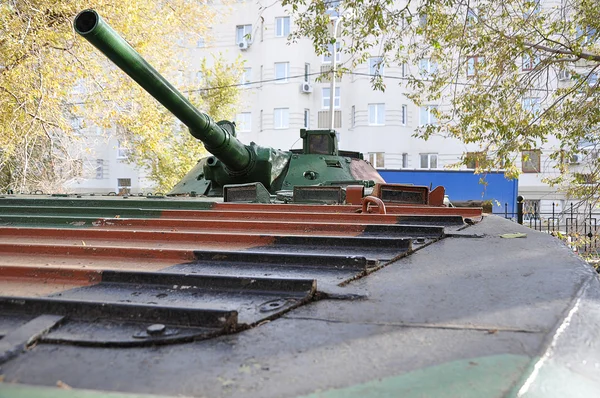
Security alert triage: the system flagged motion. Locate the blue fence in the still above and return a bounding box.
[378,169,518,214]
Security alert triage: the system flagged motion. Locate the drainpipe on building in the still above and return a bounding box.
[329,17,340,130]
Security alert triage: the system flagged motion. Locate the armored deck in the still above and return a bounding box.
[0,195,599,397]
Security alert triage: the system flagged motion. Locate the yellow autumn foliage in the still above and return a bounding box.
[0,0,242,193]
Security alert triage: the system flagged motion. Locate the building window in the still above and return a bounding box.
[236,112,252,132]
[274,108,289,129]
[323,42,341,64]
[275,17,290,37]
[419,58,438,77]
[275,62,289,82]
[420,153,438,169]
[369,57,384,76]
[419,14,427,27]
[117,178,132,195]
[236,24,252,44]
[317,110,342,128]
[419,106,438,125]
[368,152,385,168]
[304,63,310,83]
[197,36,205,48]
[523,1,541,19]
[322,87,341,108]
[351,105,356,128]
[303,109,310,128]
[465,152,485,169]
[522,150,541,173]
[401,105,407,125]
[401,62,407,77]
[70,116,83,131]
[402,153,408,168]
[576,25,598,44]
[522,97,540,114]
[95,159,104,179]
[522,53,539,71]
[467,56,484,77]
[240,67,251,85]
[260,109,263,131]
[117,140,130,159]
[368,103,385,125]
[195,71,204,84]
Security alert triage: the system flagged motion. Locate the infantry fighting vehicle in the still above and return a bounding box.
[0,9,599,398]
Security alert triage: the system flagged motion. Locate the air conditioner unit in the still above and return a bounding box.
[238,41,249,50]
[558,70,571,81]
[570,154,581,164]
[301,82,313,93]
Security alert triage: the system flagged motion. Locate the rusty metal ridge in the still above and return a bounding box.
[191,251,372,270]
[0,212,461,226]
[100,270,316,295]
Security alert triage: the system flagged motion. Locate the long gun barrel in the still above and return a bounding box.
[74,9,251,173]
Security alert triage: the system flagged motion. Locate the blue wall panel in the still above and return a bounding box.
[378,170,518,214]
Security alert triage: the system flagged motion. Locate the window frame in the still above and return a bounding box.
[522,150,541,173]
[236,112,252,132]
[95,159,104,179]
[117,140,131,159]
[236,24,252,44]
[274,108,290,129]
[402,153,408,168]
[419,105,438,126]
[466,56,484,77]
[465,151,485,169]
[368,152,385,168]
[322,42,341,64]
[303,108,310,129]
[522,97,541,115]
[368,103,385,126]
[321,87,341,109]
[401,104,407,126]
[304,63,310,83]
[240,67,252,85]
[419,58,438,77]
[275,16,290,37]
[117,178,132,195]
[369,57,384,76]
[420,153,438,169]
[274,62,289,83]
[522,53,540,71]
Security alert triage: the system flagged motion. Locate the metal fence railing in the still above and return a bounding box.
[503,196,599,255]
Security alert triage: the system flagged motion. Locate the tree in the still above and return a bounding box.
[120,56,244,193]
[0,0,241,193]
[283,0,600,199]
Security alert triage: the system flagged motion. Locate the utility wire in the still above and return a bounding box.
[184,71,326,92]
[186,70,563,93]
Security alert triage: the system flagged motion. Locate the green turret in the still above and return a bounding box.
[74,10,384,197]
